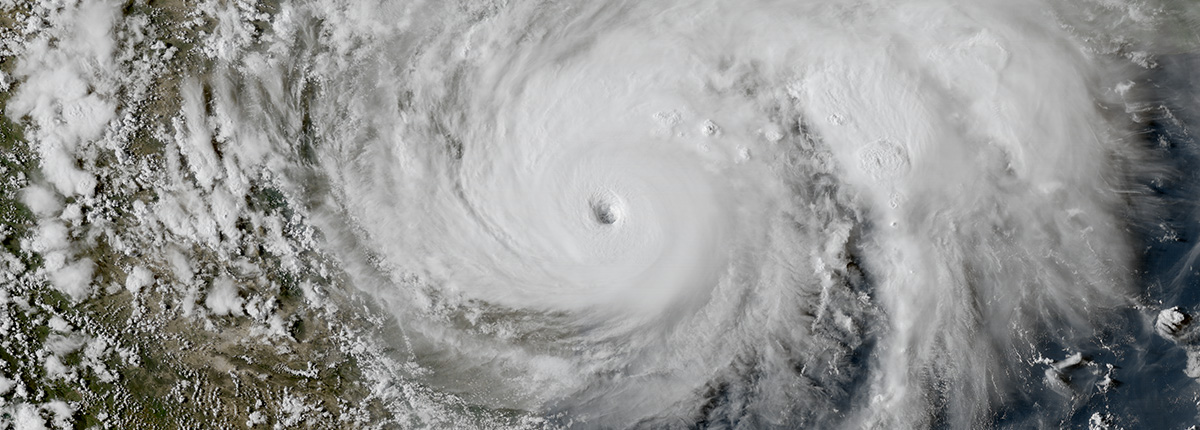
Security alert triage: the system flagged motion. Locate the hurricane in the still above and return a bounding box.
[2,0,1200,428]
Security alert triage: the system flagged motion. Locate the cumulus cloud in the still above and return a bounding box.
[19,185,61,218]
[42,400,75,430]
[50,258,94,302]
[124,266,152,294]
[11,403,47,430]
[205,276,244,317]
[5,0,120,198]
[0,375,14,396]
[29,221,69,257]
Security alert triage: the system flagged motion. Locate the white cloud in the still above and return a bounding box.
[42,400,74,430]
[124,266,152,294]
[0,375,14,396]
[11,402,48,430]
[45,334,87,357]
[19,185,61,218]
[205,276,244,317]
[29,221,69,255]
[49,258,94,302]
[177,79,224,190]
[42,355,69,380]
[46,316,70,333]
[166,248,194,285]
[5,0,120,198]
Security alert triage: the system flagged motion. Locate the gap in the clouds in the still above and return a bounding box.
[1013,50,1200,429]
[1107,51,1200,428]
[1138,53,1200,309]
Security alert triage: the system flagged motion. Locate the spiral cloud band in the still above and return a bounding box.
[3,0,1199,427]
[258,0,1142,426]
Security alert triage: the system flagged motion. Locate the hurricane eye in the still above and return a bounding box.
[591,199,619,225]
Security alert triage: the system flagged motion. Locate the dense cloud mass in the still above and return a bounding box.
[3,0,1200,428]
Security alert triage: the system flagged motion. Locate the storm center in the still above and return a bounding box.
[589,196,621,225]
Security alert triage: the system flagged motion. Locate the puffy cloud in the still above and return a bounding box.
[50,258,94,302]
[205,276,244,317]
[19,185,61,218]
